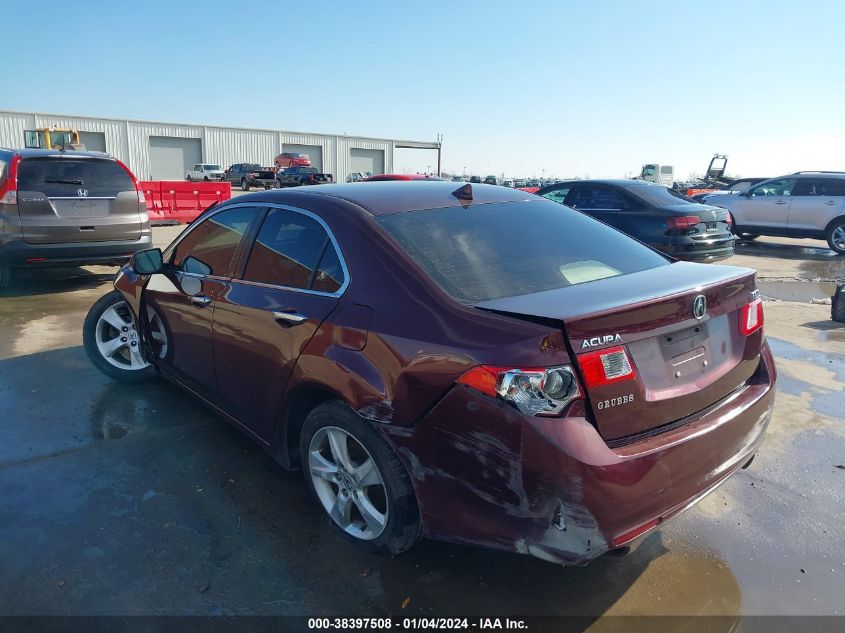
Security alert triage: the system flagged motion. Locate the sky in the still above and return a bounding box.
[2,0,844,180]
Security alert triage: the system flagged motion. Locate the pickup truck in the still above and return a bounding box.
[224,163,276,191]
[185,163,225,182]
[275,166,334,188]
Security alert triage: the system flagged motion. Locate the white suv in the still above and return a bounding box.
[703,172,845,254]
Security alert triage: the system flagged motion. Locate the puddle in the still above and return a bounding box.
[758,281,837,303]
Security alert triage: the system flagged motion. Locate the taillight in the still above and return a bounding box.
[0,154,21,204]
[666,215,701,231]
[457,365,581,416]
[113,158,144,204]
[739,299,764,335]
[577,346,636,389]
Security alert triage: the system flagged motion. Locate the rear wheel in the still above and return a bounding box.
[827,220,845,255]
[241,179,249,191]
[739,233,760,241]
[186,175,192,182]
[203,176,209,182]
[299,401,421,555]
[83,290,168,382]
[0,265,9,289]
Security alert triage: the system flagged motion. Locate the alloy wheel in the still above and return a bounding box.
[308,426,388,540]
[95,302,167,371]
[831,225,845,253]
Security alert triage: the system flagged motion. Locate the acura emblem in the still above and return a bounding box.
[77,188,88,197]
[692,295,707,319]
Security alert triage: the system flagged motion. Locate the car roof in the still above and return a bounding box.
[547,178,660,188]
[0,148,114,159]
[257,181,539,216]
[362,174,441,181]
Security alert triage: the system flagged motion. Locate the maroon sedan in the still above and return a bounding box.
[83,182,776,564]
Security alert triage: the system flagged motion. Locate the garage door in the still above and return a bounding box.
[350,149,385,177]
[282,144,323,172]
[149,136,202,181]
[79,131,106,153]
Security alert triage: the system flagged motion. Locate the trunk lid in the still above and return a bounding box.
[16,156,143,244]
[475,262,763,440]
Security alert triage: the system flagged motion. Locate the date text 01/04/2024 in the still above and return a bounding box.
[307,617,528,630]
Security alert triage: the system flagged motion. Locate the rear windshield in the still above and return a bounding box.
[628,185,697,206]
[18,158,134,197]
[378,200,669,303]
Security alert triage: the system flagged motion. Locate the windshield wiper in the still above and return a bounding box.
[45,179,84,185]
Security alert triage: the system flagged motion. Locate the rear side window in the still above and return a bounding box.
[17,158,134,197]
[569,185,632,210]
[793,178,845,196]
[540,186,573,204]
[242,208,344,292]
[172,207,256,276]
[628,185,697,206]
[378,200,668,303]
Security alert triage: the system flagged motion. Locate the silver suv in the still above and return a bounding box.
[0,148,152,287]
[703,171,845,254]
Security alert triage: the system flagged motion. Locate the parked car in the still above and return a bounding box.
[502,179,514,188]
[688,178,769,202]
[347,172,372,183]
[185,164,224,182]
[82,181,775,565]
[224,163,276,191]
[274,153,312,169]
[0,148,151,288]
[276,166,333,188]
[469,175,482,183]
[537,179,734,262]
[514,179,527,188]
[701,172,845,254]
[483,175,498,185]
[451,176,465,182]
[362,174,442,181]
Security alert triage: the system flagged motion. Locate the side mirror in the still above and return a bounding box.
[131,248,163,275]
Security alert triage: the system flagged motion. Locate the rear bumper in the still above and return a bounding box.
[383,340,776,565]
[0,234,152,267]
[652,235,735,262]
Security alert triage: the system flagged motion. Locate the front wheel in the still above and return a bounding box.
[827,221,845,255]
[203,176,209,182]
[300,401,421,555]
[186,175,192,182]
[738,233,760,241]
[241,179,249,191]
[83,290,168,382]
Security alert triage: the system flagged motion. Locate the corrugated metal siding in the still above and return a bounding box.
[0,110,439,181]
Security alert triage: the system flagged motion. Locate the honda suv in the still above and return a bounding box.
[702,172,845,254]
[0,149,152,287]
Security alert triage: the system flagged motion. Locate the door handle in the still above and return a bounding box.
[273,310,308,325]
[774,201,788,205]
[190,295,212,307]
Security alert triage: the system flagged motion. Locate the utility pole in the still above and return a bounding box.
[436,133,443,177]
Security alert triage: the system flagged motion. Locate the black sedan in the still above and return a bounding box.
[536,179,734,262]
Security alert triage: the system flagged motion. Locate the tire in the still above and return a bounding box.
[826,219,845,255]
[83,290,166,383]
[0,265,10,289]
[241,179,249,192]
[739,233,760,241]
[274,179,282,189]
[832,284,845,323]
[186,175,192,182]
[299,401,421,556]
[203,176,209,182]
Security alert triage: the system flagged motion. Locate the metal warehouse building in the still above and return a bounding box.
[0,110,440,182]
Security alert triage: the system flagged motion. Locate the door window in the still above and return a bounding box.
[793,178,845,196]
[568,185,630,210]
[242,208,345,292]
[540,186,572,204]
[749,178,797,197]
[171,207,257,276]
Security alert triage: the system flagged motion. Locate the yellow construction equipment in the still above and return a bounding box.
[24,128,86,150]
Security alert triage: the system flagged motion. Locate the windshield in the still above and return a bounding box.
[246,164,262,170]
[628,185,697,206]
[378,200,668,303]
[641,165,657,177]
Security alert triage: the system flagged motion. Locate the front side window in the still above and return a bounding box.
[242,208,345,292]
[378,200,668,303]
[540,186,572,204]
[172,207,256,276]
[749,178,797,197]
[568,185,630,210]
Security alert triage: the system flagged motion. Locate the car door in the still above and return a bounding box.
[211,205,347,443]
[566,184,654,243]
[787,178,845,232]
[734,178,796,228]
[143,206,260,400]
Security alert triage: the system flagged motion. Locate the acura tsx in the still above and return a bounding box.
[83,182,776,564]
